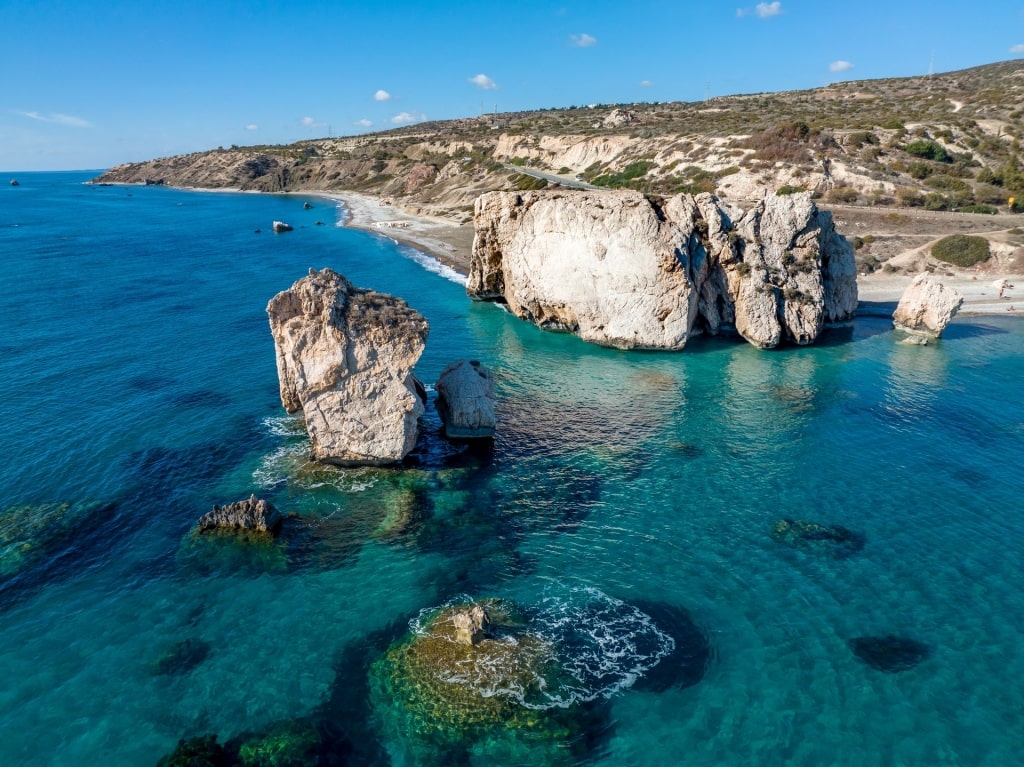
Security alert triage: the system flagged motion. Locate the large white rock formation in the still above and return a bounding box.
[892,273,963,337]
[267,268,428,465]
[468,190,857,350]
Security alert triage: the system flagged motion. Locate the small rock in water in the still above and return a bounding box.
[272,220,293,233]
[452,603,491,646]
[435,359,496,439]
[901,335,929,346]
[849,635,931,672]
[197,494,282,535]
[771,518,865,557]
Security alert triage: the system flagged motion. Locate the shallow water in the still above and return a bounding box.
[1,173,1023,766]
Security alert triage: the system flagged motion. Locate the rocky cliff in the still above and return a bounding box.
[468,190,856,350]
[267,268,428,465]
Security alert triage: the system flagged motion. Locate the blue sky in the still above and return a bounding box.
[2,0,1023,171]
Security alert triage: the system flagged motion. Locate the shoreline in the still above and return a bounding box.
[295,189,474,276]
[100,181,1023,318]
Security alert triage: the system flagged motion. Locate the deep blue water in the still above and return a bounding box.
[1,172,1023,766]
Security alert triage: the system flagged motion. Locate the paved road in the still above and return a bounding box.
[502,164,601,191]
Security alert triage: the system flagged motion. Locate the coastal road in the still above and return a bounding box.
[502,164,601,191]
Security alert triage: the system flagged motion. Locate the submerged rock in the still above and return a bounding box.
[266,268,429,465]
[435,359,496,439]
[0,500,117,580]
[468,189,856,350]
[849,635,931,672]
[157,717,345,767]
[197,494,282,535]
[369,599,577,766]
[156,734,230,767]
[892,273,963,338]
[630,599,711,692]
[369,590,674,765]
[150,637,212,676]
[771,518,865,557]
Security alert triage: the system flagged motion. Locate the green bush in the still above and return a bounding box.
[931,234,991,267]
[776,185,806,196]
[924,175,971,192]
[904,140,950,162]
[847,131,879,148]
[512,173,548,191]
[592,160,653,189]
[908,161,933,180]
[956,204,998,214]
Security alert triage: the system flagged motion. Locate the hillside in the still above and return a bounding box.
[94,60,1024,278]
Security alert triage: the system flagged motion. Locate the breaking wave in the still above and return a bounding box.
[395,243,467,287]
[411,587,675,709]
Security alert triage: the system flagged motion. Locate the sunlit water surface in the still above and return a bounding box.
[1,173,1022,766]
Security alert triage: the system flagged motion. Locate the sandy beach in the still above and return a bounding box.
[858,272,1023,316]
[310,190,475,275]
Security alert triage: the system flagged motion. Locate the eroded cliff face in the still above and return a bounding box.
[267,268,428,465]
[468,190,857,350]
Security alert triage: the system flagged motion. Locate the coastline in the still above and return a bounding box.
[299,189,474,276]
[311,189,1023,319]
[102,181,1022,318]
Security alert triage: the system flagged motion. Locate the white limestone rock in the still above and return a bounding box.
[435,360,496,439]
[468,190,857,350]
[892,273,964,338]
[266,268,428,465]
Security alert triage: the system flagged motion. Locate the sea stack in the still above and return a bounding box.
[468,190,857,350]
[435,360,496,439]
[266,268,429,465]
[892,274,963,338]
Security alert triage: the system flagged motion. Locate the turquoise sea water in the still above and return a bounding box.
[1,172,1023,766]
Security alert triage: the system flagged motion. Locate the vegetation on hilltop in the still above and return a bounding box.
[96,59,1024,223]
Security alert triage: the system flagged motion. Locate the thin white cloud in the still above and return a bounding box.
[738,2,781,17]
[469,73,498,90]
[245,123,259,131]
[1011,43,1024,54]
[19,111,92,127]
[639,80,654,87]
[391,111,425,125]
[300,116,327,129]
[829,60,854,73]
[355,119,373,127]
[374,89,392,102]
[569,33,597,47]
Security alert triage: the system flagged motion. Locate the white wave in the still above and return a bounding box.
[409,587,675,710]
[252,443,309,488]
[395,243,468,287]
[261,414,306,438]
